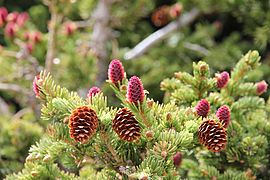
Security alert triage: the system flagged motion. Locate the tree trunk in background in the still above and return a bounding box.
[90,0,112,86]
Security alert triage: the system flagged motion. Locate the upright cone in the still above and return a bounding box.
[69,106,98,144]
[195,99,210,118]
[112,108,141,142]
[216,105,231,128]
[108,59,125,85]
[127,76,145,104]
[198,119,227,152]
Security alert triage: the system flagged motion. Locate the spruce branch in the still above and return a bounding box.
[230,50,261,83]
[0,83,28,94]
[124,8,200,60]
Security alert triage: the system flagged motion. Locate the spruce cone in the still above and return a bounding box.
[198,119,227,152]
[215,71,230,89]
[173,152,183,168]
[195,99,210,118]
[151,6,170,27]
[87,86,101,98]
[32,75,40,97]
[256,80,268,95]
[0,7,8,26]
[112,108,141,142]
[127,76,145,104]
[169,3,182,19]
[216,105,231,128]
[69,106,98,144]
[108,59,125,84]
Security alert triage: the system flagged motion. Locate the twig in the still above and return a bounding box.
[0,97,11,116]
[100,130,123,165]
[14,39,40,74]
[124,8,200,60]
[74,19,93,28]
[183,42,210,56]
[0,83,28,94]
[11,108,32,121]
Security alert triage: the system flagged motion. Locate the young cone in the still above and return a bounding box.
[5,22,17,38]
[112,108,141,142]
[216,105,231,128]
[127,76,145,104]
[173,152,183,168]
[69,106,99,144]
[108,59,125,85]
[215,71,230,89]
[151,6,170,27]
[198,119,227,152]
[256,80,268,95]
[33,75,41,97]
[195,99,210,118]
[87,86,101,98]
[0,7,8,26]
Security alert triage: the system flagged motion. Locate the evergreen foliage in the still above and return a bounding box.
[6,51,270,179]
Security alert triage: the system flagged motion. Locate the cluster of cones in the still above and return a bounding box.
[195,98,230,152]
[67,59,144,144]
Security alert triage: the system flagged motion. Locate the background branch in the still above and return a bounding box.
[124,8,200,60]
[183,42,209,55]
[45,9,60,72]
[90,0,113,86]
[0,83,28,94]
[0,97,11,116]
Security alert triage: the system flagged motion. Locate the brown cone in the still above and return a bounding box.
[198,119,227,152]
[69,106,98,144]
[112,108,141,142]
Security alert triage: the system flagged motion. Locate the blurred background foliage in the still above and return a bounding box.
[0,0,269,178]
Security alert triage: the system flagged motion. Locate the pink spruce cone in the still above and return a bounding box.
[33,75,41,97]
[64,22,77,35]
[7,12,19,22]
[87,86,101,98]
[0,7,8,26]
[32,31,41,43]
[26,43,33,54]
[16,12,28,27]
[195,99,210,118]
[215,71,230,88]
[216,105,231,128]
[127,76,145,104]
[169,3,182,19]
[25,31,42,44]
[5,22,17,38]
[173,152,183,168]
[108,59,125,84]
[256,80,268,95]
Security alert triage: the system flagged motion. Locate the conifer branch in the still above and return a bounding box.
[124,8,200,60]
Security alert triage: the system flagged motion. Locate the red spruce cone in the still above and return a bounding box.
[108,59,125,84]
[198,119,227,152]
[0,7,8,26]
[33,75,42,97]
[127,76,145,104]
[151,6,170,27]
[173,152,183,168]
[69,106,98,144]
[195,99,210,118]
[216,105,231,128]
[112,108,141,142]
[169,3,182,19]
[87,86,101,98]
[256,80,268,95]
[215,71,230,89]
